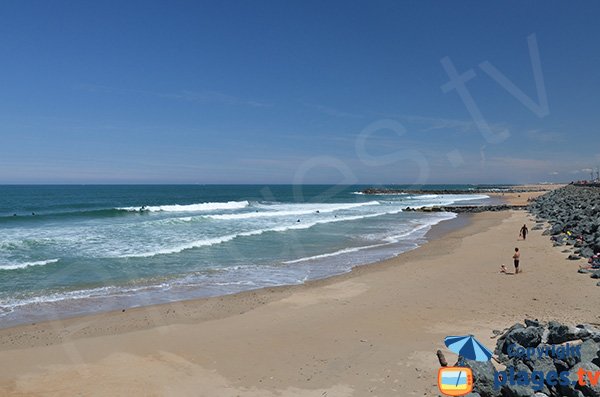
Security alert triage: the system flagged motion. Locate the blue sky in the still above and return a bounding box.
[1,1,599,184]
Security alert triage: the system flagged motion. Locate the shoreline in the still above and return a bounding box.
[3,210,597,395]
[0,206,463,331]
[0,210,470,338]
[0,186,553,331]
[0,185,542,330]
[4,186,590,396]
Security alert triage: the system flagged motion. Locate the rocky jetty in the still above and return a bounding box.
[529,185,600,262]
[457,319,600,397]
[405,204,528,213]
[361,186,548,195]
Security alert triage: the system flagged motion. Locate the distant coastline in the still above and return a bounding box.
[359,185,555,195]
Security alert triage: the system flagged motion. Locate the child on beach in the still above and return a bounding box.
[513,248,521,273]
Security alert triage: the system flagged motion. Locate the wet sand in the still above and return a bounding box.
[1,186,595,396]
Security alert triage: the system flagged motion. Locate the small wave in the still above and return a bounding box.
[0,259,59,271]
[383,213,456,242]
[0,208,132,222]
[402,194,490,209]
[0,282,171,312]
[118,200,249,213]
[443,194,489,203]
[120,235,240,258]
[119,209,401,258]
[357,191,408,196]
[150,216,196,225]
[256,201,380,212]
[206,201,380,220]
[284,213,455,265]
[283,244,387,264]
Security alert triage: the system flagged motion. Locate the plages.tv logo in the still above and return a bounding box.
[438,335,493,396]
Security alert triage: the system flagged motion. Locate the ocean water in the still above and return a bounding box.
[0,185,491,327]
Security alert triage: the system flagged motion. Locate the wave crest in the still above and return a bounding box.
[207,201,380,220]
[0,259,59,271]
[119,200,249,213]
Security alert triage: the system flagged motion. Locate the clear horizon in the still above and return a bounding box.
[1,1,599,184]
[0,182,561,186]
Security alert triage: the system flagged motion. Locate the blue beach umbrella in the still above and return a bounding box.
[444,335,493,362]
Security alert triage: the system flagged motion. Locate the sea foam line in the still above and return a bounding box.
[206,201,380,220]
[118,200,249,213]
[119,209,403,258]
[284,212,456,264]
[0,259,59,271]
[0,282,172,312]
[283,244,389,264]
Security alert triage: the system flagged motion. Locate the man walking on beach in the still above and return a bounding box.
[520,224,528,240]
[513,248,521,274]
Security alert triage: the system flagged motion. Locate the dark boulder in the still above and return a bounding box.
[580,247,595,258]
[548,321,589,344]
[500,362,540,397]
[456,358,498,397]
[579,339,600,366]
[551,224,565,235]
[566,362,600,396]
[504,326,544,348]
[525,319,541,327]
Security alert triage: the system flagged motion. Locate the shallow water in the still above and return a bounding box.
[0,184,491,327]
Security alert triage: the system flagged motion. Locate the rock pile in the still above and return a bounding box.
[361,187,546,195]
[529,185,600,262]
[405,205,528,213]
[458,320,600,397]
[529,185,600,253]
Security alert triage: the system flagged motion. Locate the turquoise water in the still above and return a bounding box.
[0,185,490,327]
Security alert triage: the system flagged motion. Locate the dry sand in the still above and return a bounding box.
[0,205,597,396]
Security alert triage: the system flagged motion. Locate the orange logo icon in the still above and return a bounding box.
[438,367,473,396]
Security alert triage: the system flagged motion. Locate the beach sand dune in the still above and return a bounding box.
[0,209,597,396]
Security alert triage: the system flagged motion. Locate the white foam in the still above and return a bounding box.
[283,244,387,264]
[357,191,407,195]
[404,194,490,209]
[384,212,456,241]
[0,282,171,311]
[121,235,240,258]
[152,216,195,225]
[444,194,489,203]
[0,259,59,271]
[258,201,380,211]
[119,209,402,258]
[206,201,380,220]
[284,212,456,265]
[0,207,462,319]
[119,200,249,213]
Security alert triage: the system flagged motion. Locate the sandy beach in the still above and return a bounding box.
[1,187,597,396]
[2,1,598,394]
